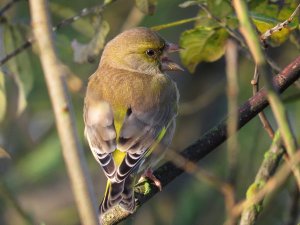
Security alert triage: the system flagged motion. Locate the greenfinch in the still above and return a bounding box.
[84,27,182,214]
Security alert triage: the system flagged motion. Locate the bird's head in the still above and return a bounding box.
[100,27,183,75]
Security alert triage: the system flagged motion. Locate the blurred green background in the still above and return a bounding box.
[0,0,300,224]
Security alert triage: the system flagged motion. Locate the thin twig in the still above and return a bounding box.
[52,0,117,32]
[0,39,32,67]
[0,0,22,17]
[251,65,275,138]
[225,40,239,185]
[165,150,235,212]
[151,16,201,31]
[0,0,118,66]
[198,3,245,47]
[29,1,98,224]
[101,55,300,225]
[260,3,300,46]
[224,39,239,225]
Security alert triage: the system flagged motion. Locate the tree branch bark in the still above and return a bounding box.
[29,1,98,225]
[102,56,300,225]
[239,131,284,225]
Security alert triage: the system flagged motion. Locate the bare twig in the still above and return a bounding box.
[225,40,239,185]
[52,0,117,32]
[101,55,300,225]
[0,39,32,67]
[260,3,300,46]
[29,1,98,225]
[198,3,245,46]
[225,39,239,225]
[165,150,235,213]
[251,65,275,139]
[151,16,201,31]
[0,0,22,17]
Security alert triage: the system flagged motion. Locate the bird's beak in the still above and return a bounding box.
[160,42,184,72]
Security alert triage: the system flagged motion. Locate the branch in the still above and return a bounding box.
[0,0,22,17]
[251,66,275,138]
[101,55,300,224]
[260,3,300,46]
[0,0,118,66]
[231,150,300,220]
[52,0,118,32]
[239,131,284,225]
[0,39,32,67]
[28,1,98,225]
[224,39,239,225]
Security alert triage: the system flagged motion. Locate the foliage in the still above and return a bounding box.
[179,0,300,72]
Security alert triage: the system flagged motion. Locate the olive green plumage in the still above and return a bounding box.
[84,27,181,215]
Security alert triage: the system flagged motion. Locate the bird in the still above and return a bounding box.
[83,27,182,215]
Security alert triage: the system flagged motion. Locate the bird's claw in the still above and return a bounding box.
[141,168,162,191]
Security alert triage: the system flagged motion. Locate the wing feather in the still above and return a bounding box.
[84,101,117,181]
[115,105,176,182]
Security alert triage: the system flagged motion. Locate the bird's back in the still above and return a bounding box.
[85,64,178,130]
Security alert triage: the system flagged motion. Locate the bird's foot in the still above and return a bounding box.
[140,168,162,191]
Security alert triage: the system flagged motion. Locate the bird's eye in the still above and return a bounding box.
[146,49,156,57]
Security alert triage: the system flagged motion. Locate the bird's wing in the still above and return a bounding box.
[115,104,176,183]
[84,101,117,181]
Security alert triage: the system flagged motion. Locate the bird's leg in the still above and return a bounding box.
[140,168,162,191]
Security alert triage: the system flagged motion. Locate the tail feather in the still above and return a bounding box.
[120,175,135,212]
[100,176,135,214]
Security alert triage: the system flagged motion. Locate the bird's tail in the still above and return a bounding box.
[100,176,135,214]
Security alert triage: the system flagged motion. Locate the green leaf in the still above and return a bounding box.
[3,25,33,116]
[207,0,232,18]
[135,0,157,15]
[180,26,229,73]
[194,0,232,29]
[71,19,110,64]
